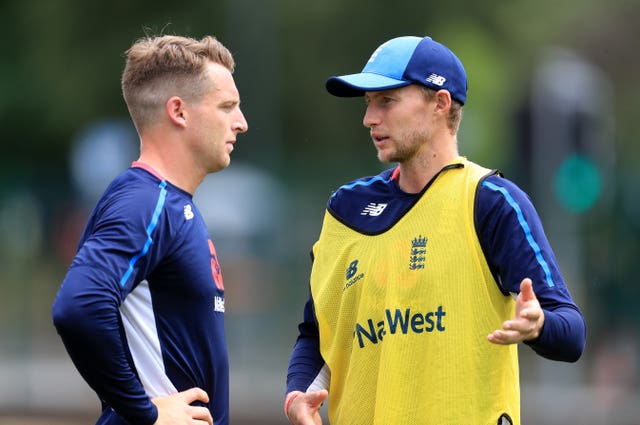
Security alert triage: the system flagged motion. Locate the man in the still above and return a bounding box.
[52,34,248,425]
[284,36,586,425]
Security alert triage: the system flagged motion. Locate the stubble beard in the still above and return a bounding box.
[376,130,427,164]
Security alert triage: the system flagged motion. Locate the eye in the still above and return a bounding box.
[220,101,238,112]
[373,97,394,108]
[364,94,394,108]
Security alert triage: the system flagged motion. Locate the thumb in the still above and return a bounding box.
[519,278,536,302]
[307,390,329,408]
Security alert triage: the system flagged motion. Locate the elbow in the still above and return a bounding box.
[52,268,120,337]
[562,341,585,363]
[52,293,81,336]
[533,341,585,363]
[52,287,103,337]
[567,325,587,363]
[529,311,587,363]
[566,315,587,362]
[558,319,587,363]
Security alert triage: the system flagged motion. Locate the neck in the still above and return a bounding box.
[396,140,459,193]
[137,135,204,195]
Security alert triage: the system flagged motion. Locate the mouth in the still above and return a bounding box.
[371,132,389,144]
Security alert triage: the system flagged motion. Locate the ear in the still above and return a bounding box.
[434,90,452,113]
[166,96,187,128]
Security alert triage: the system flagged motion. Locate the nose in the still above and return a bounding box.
[234,110,248,133]
[363,104,379,128]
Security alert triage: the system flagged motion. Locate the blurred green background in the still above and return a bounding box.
[1,0,639,424]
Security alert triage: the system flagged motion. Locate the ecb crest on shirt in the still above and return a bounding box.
[208,239,224,290]
[409,234,427,270]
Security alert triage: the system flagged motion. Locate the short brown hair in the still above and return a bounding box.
[420,86,463,134]
[121,35,235,132]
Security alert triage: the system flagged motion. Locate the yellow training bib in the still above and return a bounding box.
[311,159,520,425]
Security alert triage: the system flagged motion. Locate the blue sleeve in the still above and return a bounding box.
[52,188,161,424]
[286,291,326,393]
[476,175,586,362]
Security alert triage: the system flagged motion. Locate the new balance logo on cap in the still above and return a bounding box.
[361,203,388,216]
[425,73,446,86]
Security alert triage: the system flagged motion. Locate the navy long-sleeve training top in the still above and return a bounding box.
[53,163,229,425]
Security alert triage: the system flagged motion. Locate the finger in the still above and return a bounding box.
[487,330,521,344]
[180,387,210,404]
[189,405,213,424]
[519,278,535,302]
[505,316,540,335]
[503,318,529,330]
[500,314,540,336]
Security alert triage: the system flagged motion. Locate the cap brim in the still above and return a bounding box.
[326,73,411,97]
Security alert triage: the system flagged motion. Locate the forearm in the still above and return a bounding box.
[287,333,326,393]
[287,297,327,393]
[52,265,157,424]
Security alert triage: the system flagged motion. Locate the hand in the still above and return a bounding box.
[152,387,213,425]
[488,278,545,345]
[285,390,328,425]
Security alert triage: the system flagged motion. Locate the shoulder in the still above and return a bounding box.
[477,174,535,217]
[326,167,419,234]
[327,168,398,219]
[332,168,397,196]
[475,174,544,248]
[329,168,397,208]
[93,168,194,229]
[103,168,166,203]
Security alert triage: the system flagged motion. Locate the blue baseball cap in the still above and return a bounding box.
[326,36,468,104]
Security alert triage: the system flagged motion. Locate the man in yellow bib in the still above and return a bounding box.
[284,36,586,425]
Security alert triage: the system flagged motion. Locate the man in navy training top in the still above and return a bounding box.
[53,34,248,425]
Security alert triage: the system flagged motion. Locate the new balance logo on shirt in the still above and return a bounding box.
[184,204,194,220]
[361,203,388,216]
